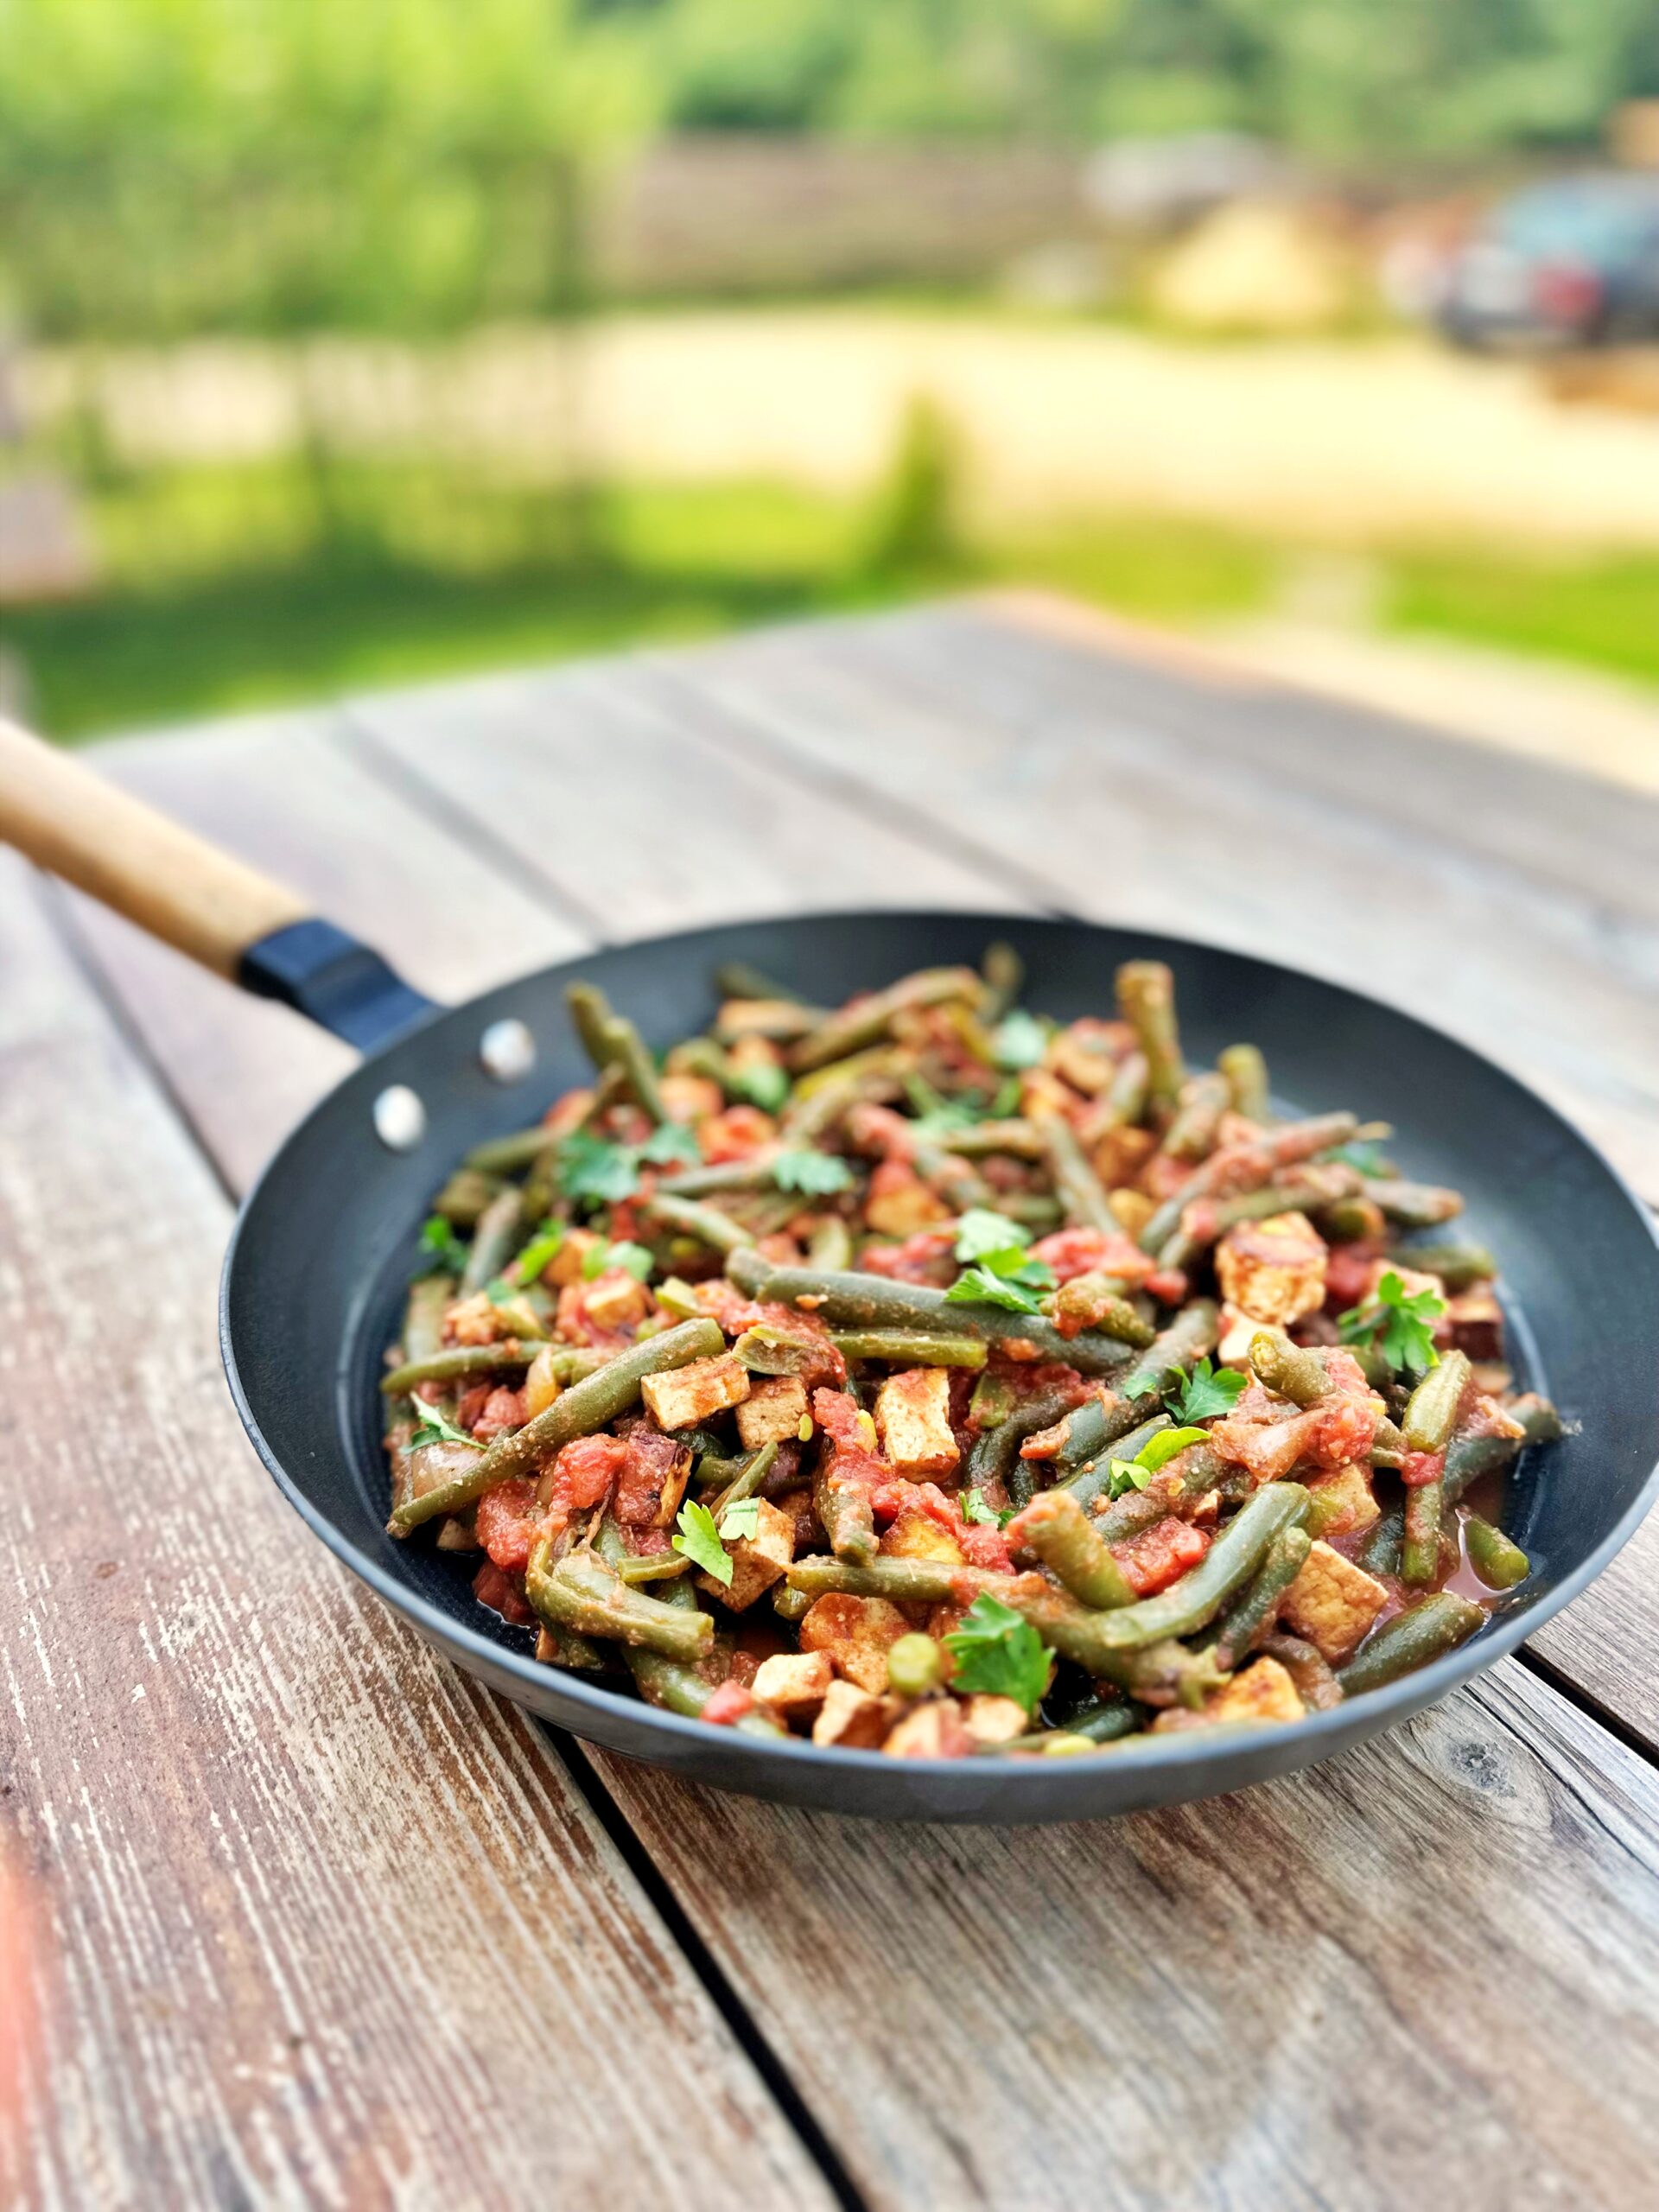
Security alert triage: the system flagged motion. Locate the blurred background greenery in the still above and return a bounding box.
[4,0,1659,744]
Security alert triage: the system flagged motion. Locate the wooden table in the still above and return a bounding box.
[7,596,1659,2211]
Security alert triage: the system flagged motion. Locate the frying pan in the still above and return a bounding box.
[6,720,1658,1824]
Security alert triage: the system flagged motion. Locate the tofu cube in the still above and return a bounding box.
[881,1700,974,1759]
[1303,1462,1381,1541]
[752,1649,834,1721]
[697,1497,795,1612]
[641,1352,750,1431]
[865,1169,950,1239]
[583,1269,652,1333]
[880,1509,964,1566]
[962,1694,1028,1745]
[546,1227,605,1289]
[874,1366,959,1478]
[735,1373,810,1451]
[1215,1211,1328,1328]
[1281,1539,1389,1663]
[800,1592,911,1694]
[1206,1656,1305,1728]
[811,1679,901,1750]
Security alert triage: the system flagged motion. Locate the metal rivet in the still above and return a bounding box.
[373,1084,427,1152]
[479,1017,536,1084]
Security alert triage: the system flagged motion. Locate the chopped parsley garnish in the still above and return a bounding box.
[772,1149,855,1196]
[513,1221,565,1281]
[1165,1357,1248,1424]
[1339,1268,1445,1374]
[1103,1424,1210,1498]
[954,1209,1031,1262]
[718,1499,761,1541]
[671,1498,733,1584]
[410,1404,482,1452]
[730,1062,790,1114]
[556,1124,696,1207]
[412,1214,469,1279]
[990,1010,1048,1071]
[960,1487,1014,1530]
[639,1122,700,1165]
[582,1238,655,1282]
[944,1265,1047,1313]
[942,1593,1052,1715]
[944,1209,1057,1315]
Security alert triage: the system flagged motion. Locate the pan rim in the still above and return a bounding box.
[219,906,1659,1799]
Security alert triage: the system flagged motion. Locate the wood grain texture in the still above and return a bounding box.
[49,631,1659,2212]
[0,855,833,2212]
[588,1660,1659,2212]
[647,605,1659,1199]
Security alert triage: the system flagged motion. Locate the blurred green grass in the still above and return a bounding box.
[1386,548,1659,689]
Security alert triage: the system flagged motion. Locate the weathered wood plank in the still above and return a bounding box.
[56,645,1659,2212]
[586,1659,1659,2212]
[647,605,1659,1199]
[0,854,835,2212]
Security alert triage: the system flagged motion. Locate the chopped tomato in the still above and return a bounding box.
[1112,1516,1209,1598]
[1324,1242,1384,1313]
[474,1478,540,1573]
[957,1520,1013,1573]
[1030,1226,1154,1287]
[614,1428,689,1526]
[471,1387,525,1443]
[700,1105,776,1163]
[472,1561,533,1625]
[860,1228,957,1285]
[543,1432,627,1517]
[702,1681,756,1726]
[1401,1448,1446,1489]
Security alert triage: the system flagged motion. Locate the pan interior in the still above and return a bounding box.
[224,911,1659,1803]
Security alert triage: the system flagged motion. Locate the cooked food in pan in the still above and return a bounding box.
[383,950,1562,1758]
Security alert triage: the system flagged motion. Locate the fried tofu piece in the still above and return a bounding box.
[1215,1210,1328,1328]
[1281,1539,1389,1663]
[880,1510,964,1566]
[583,1268,652,1333]
[1446,1287,1504,1363]
[545,1227,605,1289]
[1206,1656,1305,1727]
[1303,1462,1381,1541]
[962,1694,1028,1745]
[696,1497,795,1612]
[881,1700,975,1758]
[874,1366,959,1478]
[752,1649,834,1720]
[641,1352,750,1431]
[735,1372,810,1451]
[865,1167,950,1238]
[800,1592,911,1694]
[810,1679,900,1749]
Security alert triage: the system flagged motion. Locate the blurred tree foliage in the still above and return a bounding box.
[0,0,1656,341]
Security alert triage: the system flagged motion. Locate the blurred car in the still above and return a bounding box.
[1437,175,1659,349]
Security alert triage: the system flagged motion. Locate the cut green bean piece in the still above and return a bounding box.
[459,1186,523,1296]
[1162,1072,1229,1164]
[1118,1300,1219,1401]
[1248,1331,1327,1408]
[981,941,1025,1023]
[792,967,985,1072]
[1337,1593,1484,1696]
[1033,1110,1117,1237]
[830,1330,988,1368]
[1210,1525,1313,1670]
[1402,1478,1445,1585]
[715,960,812,1007]
[1217,1042,1270,1124]
[808,1216,855,1270]
[380,1341,563,1395]
[526,1544,715,1664]
[1138,1111,1359,1255]
[643,1192,755,1256]
[1364,1179,1464,1229]
[1013,1491,1135,1609]
[1116,961,1184,1114]
[1464,1513,1530,1591]
[1387,1241,1496,1290]
[1402,1350,1472,1455]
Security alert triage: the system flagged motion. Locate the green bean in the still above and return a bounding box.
[462,1128,554,1177]
[566,982,668,1124]
[1356,1506,1403,1577]
[1091,1443,1236,1543]
[1321,1194,1388,1243]
[789,1484,1308,1663]
[1401,1478,1445,1585]
[907,1136,995,1215]
[381,1341,563,1395]
[1058,1412,1173,1513]
[1464,1513,1530,1590]
[1248,1331,1327,1408]
[965,1386,1081,1510]
[526,1544,714,1663]
[1158,1173,1360,1272]
[402,1275,451,1369]
[779,1063,900,1144]
[1258,1630,1343,1710]
[816,1455,877,1566]
[1162,1072,1230,1164]
[887,1632,944,1698]
[1013,1491,1136,1608]
[938,1118,1046,1160]
[725,1251,1135,1379]
[1117,1300,1219,1401]
[1103,1050,1149,1130]
[715,960,812,1007]
[431,1166,506,1226]
[1364,1178,1464,1229]
[459,1186,523,1296]
[1045,1276,1157,1348]
[981,941,1024,1024]
[1369,1414,1406,1469]
[643,1191,755,1256]
[1210,1525,1313,1670]
[1402,1350,1472,1454]
[592,1516,785,1733]
[1116,961,1184,1114]
[1336,1592,1484,1696]
[1217,1042,1270,1123]
[708,1441,782,1520]
[614,1552,693,1586]
[772,1584,811,1625]
[1033,1110,1117,1237]
[713,1002,821,1045]
[1386,1240,1496,1290]
[791,966,985,1072]
[1050,1390,1145,1472]
[1138,1111,1360,1254]
[1059,1699,1144,1744]
[389,1319,724,1533]
[830,1330,988,1368]
[808,1217,854,1270]
[658,1156,778,1197]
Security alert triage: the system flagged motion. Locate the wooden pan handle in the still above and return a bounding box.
[0,716,309,977]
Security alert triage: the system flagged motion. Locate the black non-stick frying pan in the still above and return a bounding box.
[7,721,1659,1823]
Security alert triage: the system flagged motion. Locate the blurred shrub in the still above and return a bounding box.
[858,396,964,579]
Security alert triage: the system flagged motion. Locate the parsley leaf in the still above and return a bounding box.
[718,1499,761,1541]
[513,1221,564,1281]
[730,1062,790,1114]
[991,1010,1047,1071]
[556,1130,642,1205]
[410,1403,482,1452]
[954,1208,1032,1262]
[412,1214,469,1279]
[772,1149,855,1196]
[1339,1269,1445,1375]
[671,1498,732,1584]
[1104,1423,1210,1497]
[944,1264,1046,1313]
[582,1238,655,1282]
[961,1487,1014,1530]
[1165,1357,1248,1423]
[1105,1456,1154,1500]
[639,1122,699,1166]
[943,1593,1052,1715]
